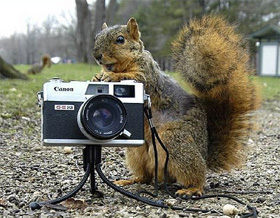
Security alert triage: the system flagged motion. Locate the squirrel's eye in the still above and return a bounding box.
[116,36,125,44]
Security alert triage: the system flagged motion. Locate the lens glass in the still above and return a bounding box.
[92,107,114,129]
[80,95,127,140]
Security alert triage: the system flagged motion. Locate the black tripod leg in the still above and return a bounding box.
[30,145,104,210]
[29,164,91,210]
[90,164,97,194]
[84,145,104,197]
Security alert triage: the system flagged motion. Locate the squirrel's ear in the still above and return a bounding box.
[127,17,140,41]
[102,23,108,30]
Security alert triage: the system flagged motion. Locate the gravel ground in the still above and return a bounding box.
[0,98,279,218]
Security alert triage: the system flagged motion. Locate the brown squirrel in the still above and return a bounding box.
[92,16,261,196]
[28,54,52,74]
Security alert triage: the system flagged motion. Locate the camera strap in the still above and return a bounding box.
[143,94,170,198]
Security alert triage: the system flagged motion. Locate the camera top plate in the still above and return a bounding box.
[42,79,144,104]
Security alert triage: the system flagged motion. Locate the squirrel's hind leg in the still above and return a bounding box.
[166,144,206,197]
[114,145,153,186]
[157,117,208,197]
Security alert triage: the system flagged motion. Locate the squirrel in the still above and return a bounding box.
[28,54,52,74]
[92,15,261,196]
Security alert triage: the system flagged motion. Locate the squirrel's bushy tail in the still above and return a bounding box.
[172,15,261,171]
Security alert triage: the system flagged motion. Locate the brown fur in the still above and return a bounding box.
[92,16,261,195]
[28,54,52,74]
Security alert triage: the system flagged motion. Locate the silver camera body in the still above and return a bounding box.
[38,78,145,147]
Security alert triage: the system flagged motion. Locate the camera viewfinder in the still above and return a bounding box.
[114,85,135,97]
[85,84,109,95]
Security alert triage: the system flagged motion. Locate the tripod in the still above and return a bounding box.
[30,145,103,210]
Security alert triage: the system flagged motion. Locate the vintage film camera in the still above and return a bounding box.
[38,78,145,147]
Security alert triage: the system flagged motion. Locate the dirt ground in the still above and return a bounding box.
[0,98,279,217]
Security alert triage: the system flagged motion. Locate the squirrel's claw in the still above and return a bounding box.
[91,72,113,82]
[113,179,135,186]
[92,71,146,83]
[113,177,148,186]
[91,73,103,82]
[100,73,113,82]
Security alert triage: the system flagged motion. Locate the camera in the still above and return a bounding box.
[38,78,145,147]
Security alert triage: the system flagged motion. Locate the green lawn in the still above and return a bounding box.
[14,63,100,82]
[253,76,280,100]
[166,71,280,100]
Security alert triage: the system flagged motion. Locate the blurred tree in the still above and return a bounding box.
[25,22,40,65]
[41,16,58,56]
[90,0,106,63]
[1,0,280,66]
[75,0,91,63]
[106,0,118,25]
[133,0,206,69]
[207,0,280,34]
[115,0,142,24]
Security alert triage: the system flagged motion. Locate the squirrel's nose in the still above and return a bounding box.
[95,54,103,63]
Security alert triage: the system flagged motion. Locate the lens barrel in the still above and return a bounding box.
[78,95,127,141]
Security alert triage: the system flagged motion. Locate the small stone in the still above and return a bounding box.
[83,207,94,213]
[165,198,177,206]
[256,197,266,203]
[209,182,219,189]
[22,116,31,122]
[29,191,42,202]
[63,146,73,154]
[223,204,239,216]
[9,88,17,92]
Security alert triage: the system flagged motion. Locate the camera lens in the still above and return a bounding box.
[78,95,127,140]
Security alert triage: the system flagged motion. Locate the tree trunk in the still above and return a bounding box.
[75,0,91,63]
[0,56,28,80]
[106,0,118,25]
[93,0,106,38]
[90,0,106,63]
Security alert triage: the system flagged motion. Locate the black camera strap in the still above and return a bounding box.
[142,95,170,198]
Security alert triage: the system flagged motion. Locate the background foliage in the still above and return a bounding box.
[1,0,280,66]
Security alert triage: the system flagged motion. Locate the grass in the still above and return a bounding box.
[166,71,280,100]
[14,63,100,82]
[165,71,191,92]
[253,76,280,100]
[0,65,279,121]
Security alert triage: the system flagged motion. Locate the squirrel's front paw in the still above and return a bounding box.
[92,72,144,82]
[92,72,116,82]
[100,72,130,82]
[91,72,116,82]
[100,72,115,82]
[91,73,103,82]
